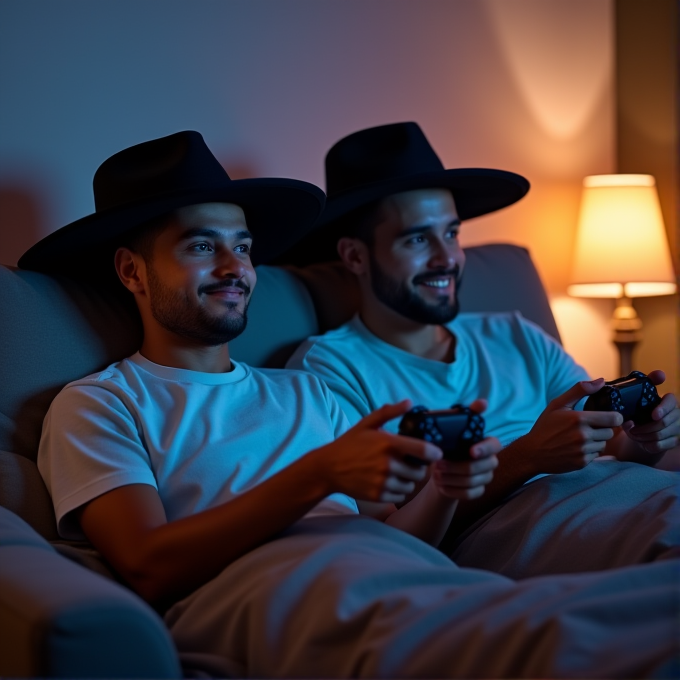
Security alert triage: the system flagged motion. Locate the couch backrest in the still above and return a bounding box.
[0,243,557,537]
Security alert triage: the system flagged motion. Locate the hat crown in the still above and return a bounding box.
[325,122,444,198]
[93,131,231,213]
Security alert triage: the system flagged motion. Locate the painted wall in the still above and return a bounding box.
[0,0,624,379]
[615,0,678,400]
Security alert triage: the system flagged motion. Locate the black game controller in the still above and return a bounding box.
[398,404,485,464]
[583,371,661,425]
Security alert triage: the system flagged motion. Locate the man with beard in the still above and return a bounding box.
[286,122,680,577]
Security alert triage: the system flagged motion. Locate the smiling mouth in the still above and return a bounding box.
[420,277,452,289]
[201,282,250,297]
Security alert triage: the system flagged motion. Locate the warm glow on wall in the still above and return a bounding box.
[568,175,676,298]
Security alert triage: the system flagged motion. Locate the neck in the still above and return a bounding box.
[359,296,456,363]
[139,326,233,373]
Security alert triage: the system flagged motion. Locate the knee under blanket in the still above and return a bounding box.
[450,460,680,578]
[166,514,679,679]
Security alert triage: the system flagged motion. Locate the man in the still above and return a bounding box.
[27,131,678,678]
[286,121,680,577]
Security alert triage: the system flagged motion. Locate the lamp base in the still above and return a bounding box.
[611,297,642,376]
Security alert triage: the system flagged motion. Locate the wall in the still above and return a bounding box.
[0,0,623,377]
[615,0,678,397]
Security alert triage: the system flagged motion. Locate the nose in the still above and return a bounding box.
[428,237,460,270]
[213,248,249,279]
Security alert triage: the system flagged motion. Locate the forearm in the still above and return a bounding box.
[86,454,330,607]
[384,477,458,545]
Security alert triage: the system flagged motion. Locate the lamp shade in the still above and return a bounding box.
[568,174,677,298]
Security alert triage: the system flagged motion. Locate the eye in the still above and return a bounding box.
[189,242,213,253]
[405,234,427,246]
[235,243,251,254]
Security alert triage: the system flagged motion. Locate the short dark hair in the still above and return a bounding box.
[333,200,383,247]
[120,212,174,263]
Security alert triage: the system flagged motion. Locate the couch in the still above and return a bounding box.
[0,244,559,678]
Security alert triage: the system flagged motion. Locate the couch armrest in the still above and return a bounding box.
[0,507,181,678]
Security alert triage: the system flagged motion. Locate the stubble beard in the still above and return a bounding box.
[368,251,461,325]
[147,265,250,346]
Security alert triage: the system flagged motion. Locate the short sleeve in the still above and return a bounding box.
[37,383,158,540]
[318,376,352,439]
[287,340,372,427]
[519,316,590,402]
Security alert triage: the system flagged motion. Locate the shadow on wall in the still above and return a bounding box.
[0,157,260,269]
[0,185,46,267]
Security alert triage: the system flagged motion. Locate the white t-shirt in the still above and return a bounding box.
[286,312,590,447]
[38,353,358,540]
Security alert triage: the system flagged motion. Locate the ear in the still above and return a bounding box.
[114,247,147,296]
[337,237,370,276]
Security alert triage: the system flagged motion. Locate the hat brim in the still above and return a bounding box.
[18,178,326,280]
[318,167,529,226]
[271,168,529,267]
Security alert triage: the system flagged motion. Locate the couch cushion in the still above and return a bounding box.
[0,267,142,461]
[0,450,58,540]
[229,264,319,367]
[0,507,181,678]
[460,244,560,341]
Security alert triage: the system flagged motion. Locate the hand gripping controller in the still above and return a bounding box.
[398,404,485,464]
[583,371,661,425]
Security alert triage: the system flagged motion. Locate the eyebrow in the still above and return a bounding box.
[178,227,253,241]
[397,219,461,238]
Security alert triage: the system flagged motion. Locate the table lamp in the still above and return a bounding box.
[568,174,677,376]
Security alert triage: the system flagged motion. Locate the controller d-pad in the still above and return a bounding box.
[640,382,656,407]
[469,415,484,440]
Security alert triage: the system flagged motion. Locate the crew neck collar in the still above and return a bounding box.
[128,352,249,385]
[348,314,466,368]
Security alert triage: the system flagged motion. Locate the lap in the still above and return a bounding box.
[450,460,680,578]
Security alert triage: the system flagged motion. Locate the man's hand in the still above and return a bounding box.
[314,400,443,504]
[520,378,623,475]
[431,437,500,500]
[429,398,499,501]
[616,370,680,463]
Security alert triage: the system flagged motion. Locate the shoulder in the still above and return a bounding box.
[48,357,143,417]
[286,319,362,367]
[298,319,361,351]
[454,311,558,344]
[56,356,138,397]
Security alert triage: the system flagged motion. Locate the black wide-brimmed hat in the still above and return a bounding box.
[272,122,529,266]
[322,121,529,224]
[18,130,326,280]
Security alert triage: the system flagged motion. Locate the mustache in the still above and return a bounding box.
[199,279,251,295]
[412,264,461,287]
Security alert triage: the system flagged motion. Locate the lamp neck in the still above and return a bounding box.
[612,296,641,332]
[611,296,641,375]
